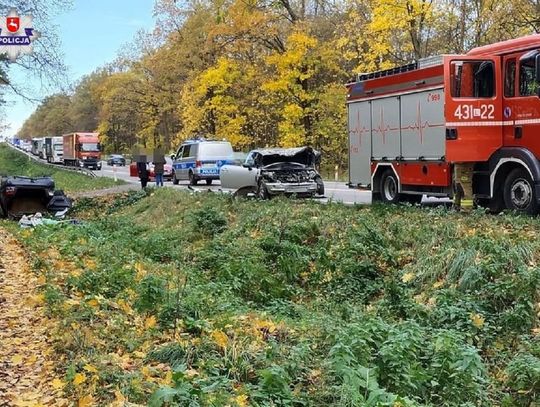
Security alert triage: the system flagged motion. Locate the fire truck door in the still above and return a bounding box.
[502,51,540,158]
[444,55,503,162]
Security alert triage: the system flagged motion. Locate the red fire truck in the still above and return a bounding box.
[347,34,540,214]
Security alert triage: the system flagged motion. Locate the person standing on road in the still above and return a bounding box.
[153,160,164,187]
[136,155,149,189]
[152,150,165,188]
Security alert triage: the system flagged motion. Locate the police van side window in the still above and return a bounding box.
[182,145,191,158]
[505,59,516,97]
[519,54,539,96]
[176,146,183,159]
[450,60,494,98]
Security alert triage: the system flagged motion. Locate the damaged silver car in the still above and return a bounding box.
[220,147,324,199]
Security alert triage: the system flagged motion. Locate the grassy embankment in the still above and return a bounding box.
[7,187,540,406]
[0,143,123,193]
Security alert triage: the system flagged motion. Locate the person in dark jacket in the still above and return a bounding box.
[136,155,149,189]
[153,160,165,187]
[152,150,166,187]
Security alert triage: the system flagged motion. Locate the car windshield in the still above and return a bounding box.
[81,143,99,152]
[198,142,233,157]
[53,145,63,151]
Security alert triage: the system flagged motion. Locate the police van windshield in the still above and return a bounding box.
[199,142,232,157]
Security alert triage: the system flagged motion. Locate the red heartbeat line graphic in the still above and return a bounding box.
[399,101,445,144]
[350,104,445,146]
[349,109,369,149]
[372,107,399,144]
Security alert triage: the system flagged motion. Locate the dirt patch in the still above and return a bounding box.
[0,228,68,406]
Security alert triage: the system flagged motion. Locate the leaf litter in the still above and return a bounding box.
[0,228,69,406]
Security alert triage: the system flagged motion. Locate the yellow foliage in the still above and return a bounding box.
[83,364,98,373]
[401,272,415,283]
[145,316,157,329]
[78,395,93,407]
[235,394,249,407]
[51,378,65,390]
[73,372,87,386]
[86,298,100,309]
[470,313,485,329]
[211,330,229,349]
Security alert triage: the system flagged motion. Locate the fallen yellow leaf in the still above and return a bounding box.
[73,372,87,386]
[87,299,100,308]
[210,330,228,349]
[83,364,98,373]
[78,394,93,407]
[401,272,415,283]
[114,389,126,403]
[470,313,485,329]
[144,316,157,329]
[235,394,249,407]
[12,354,23,365]
[51,378,65,390]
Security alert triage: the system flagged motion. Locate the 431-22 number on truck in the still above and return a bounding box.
[454,104,495,120]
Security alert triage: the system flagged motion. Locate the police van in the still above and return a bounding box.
[171,139,234,185]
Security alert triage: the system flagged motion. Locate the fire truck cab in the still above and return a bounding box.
[347,34,540,214]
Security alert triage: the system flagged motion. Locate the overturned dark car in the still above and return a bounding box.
[0,176,71,219]
[219,146,324,198]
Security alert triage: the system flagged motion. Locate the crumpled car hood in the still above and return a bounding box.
[253,147,321,168]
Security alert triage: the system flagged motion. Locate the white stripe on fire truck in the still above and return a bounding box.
[446,119,540,127]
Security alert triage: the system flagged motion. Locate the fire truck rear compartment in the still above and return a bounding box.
[348,87,446,191]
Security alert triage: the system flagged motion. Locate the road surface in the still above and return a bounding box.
[98,163,449,205]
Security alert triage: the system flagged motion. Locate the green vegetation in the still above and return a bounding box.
[13,188,540,406]
[0,144,123,193]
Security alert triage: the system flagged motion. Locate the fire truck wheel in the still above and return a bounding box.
[503,168,539,215]
[380,170,400,204]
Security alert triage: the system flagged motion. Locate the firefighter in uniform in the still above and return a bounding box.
[453,163,474,210]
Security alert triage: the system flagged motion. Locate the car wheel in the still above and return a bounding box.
[503,168,538,215]
[172,171,179,185]
[189,171,198,186]
[257,181,270,200]
[206,179,213,186]
[379,169,400,204]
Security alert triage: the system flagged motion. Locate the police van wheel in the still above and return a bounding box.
[206,179,213,185]
[172,171,179,185]
[380,170,400,204]
[503,168,539,215]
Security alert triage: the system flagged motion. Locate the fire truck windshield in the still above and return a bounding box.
[80,143,99,152]
[519,51,539,96]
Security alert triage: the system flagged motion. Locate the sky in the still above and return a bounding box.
[2,0,156,138]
